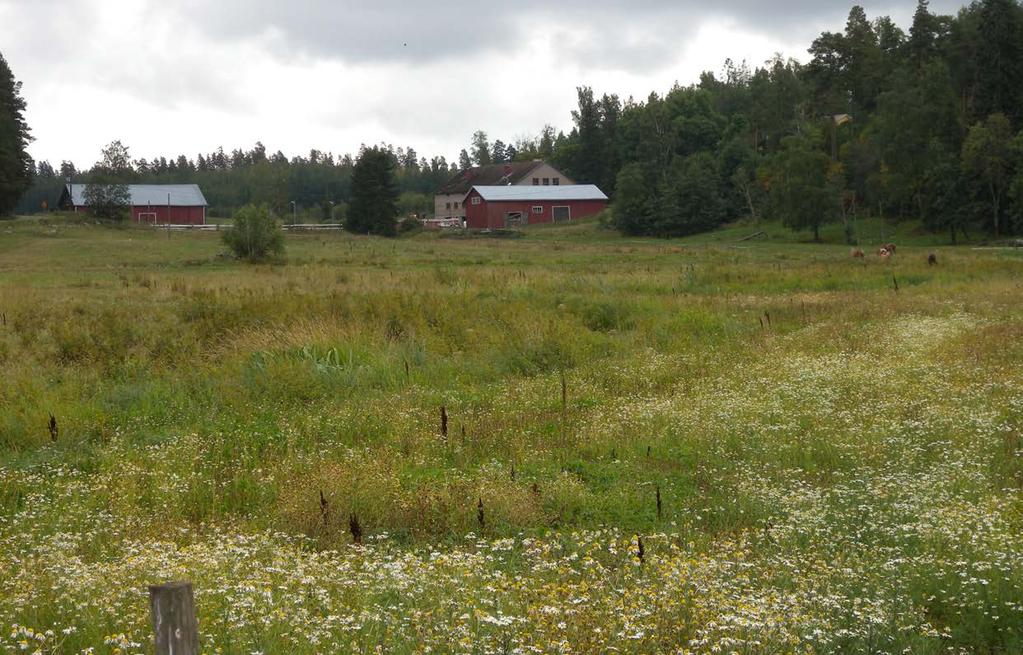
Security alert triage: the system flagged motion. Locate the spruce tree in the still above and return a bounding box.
[347,147,398,237]
[0,51,32,217]
[908,0,940,66]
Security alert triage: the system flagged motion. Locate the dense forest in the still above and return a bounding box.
[15,0,1023,240]
[545,0,1023,241]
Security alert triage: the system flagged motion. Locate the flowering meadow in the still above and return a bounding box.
[1,219,1022,653]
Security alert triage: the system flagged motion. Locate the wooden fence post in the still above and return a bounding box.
[149,581,199,655]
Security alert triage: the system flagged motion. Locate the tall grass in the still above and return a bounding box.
[1,219,1022,653]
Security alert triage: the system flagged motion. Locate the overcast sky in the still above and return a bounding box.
[1,0,962,169]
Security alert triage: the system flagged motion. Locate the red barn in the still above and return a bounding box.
[60,184,208,225]
[464,185,608,229]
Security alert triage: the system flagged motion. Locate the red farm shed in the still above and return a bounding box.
[463,185,608,229]
[60,183,208,225]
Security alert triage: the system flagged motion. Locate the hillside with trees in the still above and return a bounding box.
[542,0,1023,241]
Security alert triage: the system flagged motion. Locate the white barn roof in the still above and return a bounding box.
[66,184,208,207]
[471,185,608,202]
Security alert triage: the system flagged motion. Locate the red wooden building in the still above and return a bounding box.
[60,184,208,225]
[463,185,608,229]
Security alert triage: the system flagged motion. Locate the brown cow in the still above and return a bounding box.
[884,243,896,254]
[851,248,865,258]
[878,248,891,259]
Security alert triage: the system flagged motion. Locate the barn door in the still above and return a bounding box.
[552,206,571,222]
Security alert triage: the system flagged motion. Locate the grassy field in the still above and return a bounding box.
[1,216,1022,654]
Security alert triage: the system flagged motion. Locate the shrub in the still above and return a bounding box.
[222,204,284,261]
[82,182,130,222]
[398,216,422,235]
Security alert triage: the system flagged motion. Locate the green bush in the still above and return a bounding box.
[222,204,284,261]
[398,216,422,235]
[82,182,130,222]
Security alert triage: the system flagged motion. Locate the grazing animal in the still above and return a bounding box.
[878,247,891,259]
[884,243,897,254]
[851,248,865,258]
[928,253,938,266]
[48,414,58,442]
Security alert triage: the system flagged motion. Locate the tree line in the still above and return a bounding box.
[19,139,454,221]
[6,0,1023,241]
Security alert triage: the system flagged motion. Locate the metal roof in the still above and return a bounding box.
[471,185,608,202]
[66,184,208,207]
[436,161,548,195]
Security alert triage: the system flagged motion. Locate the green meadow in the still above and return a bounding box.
[1,216,1022,653]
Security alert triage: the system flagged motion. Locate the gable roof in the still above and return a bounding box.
[436,161,548,195]
[65,184,208,207]
[470,185,608,202]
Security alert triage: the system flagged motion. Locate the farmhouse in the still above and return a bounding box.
[464,184,608,229]
[59,183,208,225]
[434,161,572,224]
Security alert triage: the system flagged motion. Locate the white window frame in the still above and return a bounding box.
[471,196,481,205]
[532,206,543,215]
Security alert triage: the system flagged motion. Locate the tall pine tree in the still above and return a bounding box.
[0,51,32,217]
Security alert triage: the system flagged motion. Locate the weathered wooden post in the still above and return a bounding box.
[149,581,199,655]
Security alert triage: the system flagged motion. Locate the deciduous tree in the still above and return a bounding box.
[764,134,840,241]
[962,113,1014,235]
